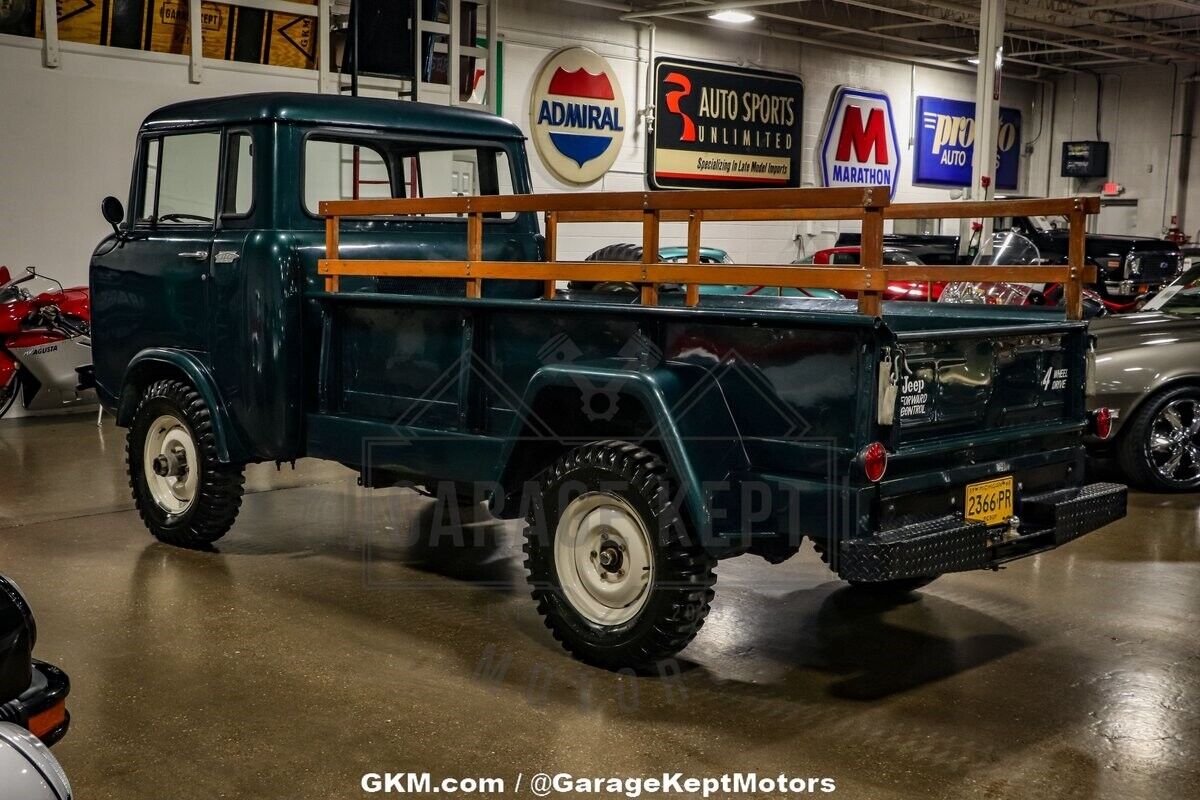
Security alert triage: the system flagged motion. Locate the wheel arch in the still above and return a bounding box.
[492,364,749,539]
[117,349,246,463]
[1117,374,1200,442]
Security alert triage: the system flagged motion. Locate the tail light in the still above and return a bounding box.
[860,441,888,482]
[1090,407,1115,440]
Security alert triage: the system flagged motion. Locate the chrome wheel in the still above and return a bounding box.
[142,413,198,515]
[553,492,654,626]
[1148,398,1200,484]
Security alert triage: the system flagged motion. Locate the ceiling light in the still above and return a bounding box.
[708,10,756,23]
[967,57,980,65]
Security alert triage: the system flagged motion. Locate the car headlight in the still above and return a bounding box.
[0,575,37,649]
[0,723,72,799]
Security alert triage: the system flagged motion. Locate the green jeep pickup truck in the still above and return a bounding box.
[90,93,1126,669]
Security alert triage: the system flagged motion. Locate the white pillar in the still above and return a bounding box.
[965,0,1005,256]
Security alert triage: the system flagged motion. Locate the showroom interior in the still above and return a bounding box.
[1,0,1198,798]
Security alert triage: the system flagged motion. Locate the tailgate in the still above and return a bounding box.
[888,323,1087,443]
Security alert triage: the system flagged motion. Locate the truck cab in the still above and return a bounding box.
[92,92,539,466]
[92,93,1127,670]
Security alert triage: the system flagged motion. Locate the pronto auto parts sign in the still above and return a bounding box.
[648,57,803,190]
[529,47,626,186]
[914,96,1021,190]
[818,86,900,198]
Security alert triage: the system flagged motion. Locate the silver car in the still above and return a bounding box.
[1088,263,1200,490]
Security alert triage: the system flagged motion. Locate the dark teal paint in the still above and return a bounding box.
[90,92,1103,553]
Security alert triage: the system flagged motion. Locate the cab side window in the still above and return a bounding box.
[137,131,221,224]
[223,131,255,217]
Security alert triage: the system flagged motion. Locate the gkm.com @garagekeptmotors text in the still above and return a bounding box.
[361,771,838,797]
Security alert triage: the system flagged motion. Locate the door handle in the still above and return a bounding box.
[178,251,209,260]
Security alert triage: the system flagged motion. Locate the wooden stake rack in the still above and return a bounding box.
[317,187,1100,320]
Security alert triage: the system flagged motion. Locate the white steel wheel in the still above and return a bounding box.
[553,491,655,626]
[142,413,199,515]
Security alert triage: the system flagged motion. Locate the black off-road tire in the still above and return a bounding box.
[523,440,716,671]
[127,379,245,548]
[571,244,658,294]
[1117,385,1200,492]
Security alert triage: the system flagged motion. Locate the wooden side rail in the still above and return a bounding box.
[317,187,1099,320]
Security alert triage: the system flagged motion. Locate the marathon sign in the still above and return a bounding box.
[914,96,1022,190]
[647,57,803,190]
[818,86,901,198]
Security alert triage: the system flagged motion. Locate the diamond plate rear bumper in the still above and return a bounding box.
[838,481,1126,583]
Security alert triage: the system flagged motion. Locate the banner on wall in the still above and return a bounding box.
[914,96,1022,190]
[648,57,803,190]
[16,0,317,69]
[818,86,901,198]
[528,47,626,186]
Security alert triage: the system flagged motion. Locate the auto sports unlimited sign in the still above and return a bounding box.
[914,96,1022,190]
[648,57,803,190]
[529,47,626,186]
[818,86,901,198]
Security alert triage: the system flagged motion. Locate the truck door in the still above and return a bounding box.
[208,129,254,360]
[130,131,220,353]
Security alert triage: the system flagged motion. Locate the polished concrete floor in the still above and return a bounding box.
[1,413,1198,799]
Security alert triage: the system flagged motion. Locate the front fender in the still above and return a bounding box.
[498,363,749,538]
[119,348,245,463]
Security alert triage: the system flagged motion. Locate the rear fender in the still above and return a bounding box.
[117,349,245,463]
[495,363,749,538]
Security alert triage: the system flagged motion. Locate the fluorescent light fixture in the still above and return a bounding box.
[708,10,756,23]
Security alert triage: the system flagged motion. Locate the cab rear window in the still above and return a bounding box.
[303,135,516,219]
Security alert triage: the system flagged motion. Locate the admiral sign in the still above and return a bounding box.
[529,47,626,186]
[648,57,803,190]
[818,86,901,198]
[914,96,1022,190]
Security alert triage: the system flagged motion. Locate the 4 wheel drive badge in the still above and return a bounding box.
[529,47,626,185]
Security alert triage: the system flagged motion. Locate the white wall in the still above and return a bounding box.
[497,0,1046,262]
[1047,65,1199,239]
[0,36,320,289]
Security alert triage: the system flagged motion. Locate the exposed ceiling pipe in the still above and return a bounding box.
[621,0,791,22]
[754,8,1078,72]
[561,0,632,13]
[667,13,1003,78]
[1014,2,1200,56]
[828,0,1141,66]
[917,0,1197,62]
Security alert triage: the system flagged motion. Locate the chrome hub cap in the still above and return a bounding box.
[144,414,198,514]
[553,492,654,626]
[1149,398,1200,484]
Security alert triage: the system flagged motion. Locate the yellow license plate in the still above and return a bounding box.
[964,477,1014,526]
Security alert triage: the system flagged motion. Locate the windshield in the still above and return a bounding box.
[972,231,1042,266]
[1024,215,1068,233]
[1143,265,1200,315]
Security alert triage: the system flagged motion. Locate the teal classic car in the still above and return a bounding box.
[90,93,1126,669]
[576,243,844,299]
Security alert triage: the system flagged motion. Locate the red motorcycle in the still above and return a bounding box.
[0,265,93,419]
